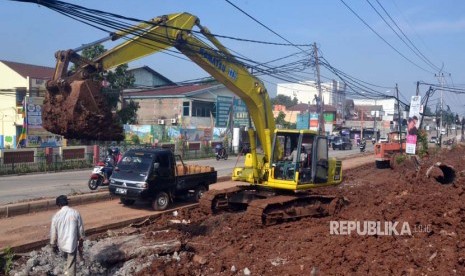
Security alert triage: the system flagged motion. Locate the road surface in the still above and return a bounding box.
[0,146,370,205]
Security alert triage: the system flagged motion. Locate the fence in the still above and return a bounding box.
[0,141,229,176]
[0,152,94,176]
[95,141,218,161]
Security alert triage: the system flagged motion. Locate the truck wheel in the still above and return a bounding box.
[193,185,207,202]
[88,177,102,190]
[120,198,135,205]
[152,191,170,211]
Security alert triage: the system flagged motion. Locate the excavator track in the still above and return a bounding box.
[199,186,245,214]
[200,186,348,226]
[245,194,346,226]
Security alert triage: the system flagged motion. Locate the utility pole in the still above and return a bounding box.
[373,99,377,139]
[396,84,402,152]
[313,42,324,136]
[435,72,444,147]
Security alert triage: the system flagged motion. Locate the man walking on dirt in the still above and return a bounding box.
[50,195,85,276]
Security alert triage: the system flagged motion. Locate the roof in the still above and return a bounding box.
[124,83,219,98]
[287,103,337,112]
[0,60,55,79]
[127,65,175,85]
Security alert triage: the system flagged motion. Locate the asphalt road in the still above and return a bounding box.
[0,146,370,205]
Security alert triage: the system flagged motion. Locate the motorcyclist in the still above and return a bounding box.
[113,148,122,164]
[360,138,367,152]
[102,149,115,184]
[215,143,225,158]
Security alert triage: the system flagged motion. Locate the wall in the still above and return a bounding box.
[0,63,26,146]
[353,98,397,122]
[277,80,346,107]
[0,62,26,90]
[137,98,183,124]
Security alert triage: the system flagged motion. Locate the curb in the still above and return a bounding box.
[0,192,112,219]
[0,177,233,219]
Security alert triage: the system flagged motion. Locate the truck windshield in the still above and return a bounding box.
[117,152,154,173]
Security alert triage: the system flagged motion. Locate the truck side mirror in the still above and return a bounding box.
[153,162,160,169]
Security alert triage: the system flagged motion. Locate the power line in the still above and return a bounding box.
[372,0,441,72]
[223,0,310,54]
[339,0,434,74]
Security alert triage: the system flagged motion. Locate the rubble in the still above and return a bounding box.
[9,145,465,275]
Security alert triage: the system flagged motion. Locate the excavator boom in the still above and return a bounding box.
[44,13,274,149]
[44,11,344,224]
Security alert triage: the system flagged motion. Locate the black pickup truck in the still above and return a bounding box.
[109,148,217,211]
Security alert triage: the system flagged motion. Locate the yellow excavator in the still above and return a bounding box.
[45,13,344,224]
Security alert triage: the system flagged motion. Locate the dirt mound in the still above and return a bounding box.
[9,145,465,275]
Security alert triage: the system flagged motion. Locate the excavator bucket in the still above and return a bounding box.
[43,79,124,141]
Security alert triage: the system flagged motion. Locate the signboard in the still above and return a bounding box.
[233,98,249,127]
[406,96,421,154]
[309,113,319,131]
[216,96,233,128]
[25,96,62,147]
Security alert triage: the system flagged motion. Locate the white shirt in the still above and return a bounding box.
[50,206,85,253]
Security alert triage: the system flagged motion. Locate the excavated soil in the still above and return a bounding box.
[10,145,465,275]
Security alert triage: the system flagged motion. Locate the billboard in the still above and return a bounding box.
[25,96,62,147]
[406,96,421,154]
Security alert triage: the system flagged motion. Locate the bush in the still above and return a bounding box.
[395,154,407,164]
[417,129,429,157]
[2,246,14,275]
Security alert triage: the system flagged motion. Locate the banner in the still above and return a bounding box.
[406,96,421,154]
[25,96,62,147]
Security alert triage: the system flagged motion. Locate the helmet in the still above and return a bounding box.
[113,148,120,155]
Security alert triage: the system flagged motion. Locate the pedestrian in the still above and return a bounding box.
[50,195,85,276]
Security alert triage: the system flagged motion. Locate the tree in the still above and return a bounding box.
[78,44,138,124]
[271,95,298,108]
[117,100,140,124]
[274,111,296,129]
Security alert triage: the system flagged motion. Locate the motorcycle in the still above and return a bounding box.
[88,161,111,190]
[372,137,376,145]
[215,148,228,160]
[359,141,366,153]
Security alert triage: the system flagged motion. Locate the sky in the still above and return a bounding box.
[1,0,465,115]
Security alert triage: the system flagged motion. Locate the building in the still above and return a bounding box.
[276,80,346,121]
[127,66,175,88]
[0,60,56,148]
[123,82,249,129]
[272,103,337,134]
[352,98,399,137]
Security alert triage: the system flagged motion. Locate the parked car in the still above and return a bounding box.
[429,136,438,144]
[331,136,353,150]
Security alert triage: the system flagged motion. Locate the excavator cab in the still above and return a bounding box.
[269,130,338,189]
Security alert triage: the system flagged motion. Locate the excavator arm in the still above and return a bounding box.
[45,12,274,178]
[43,11,346,224]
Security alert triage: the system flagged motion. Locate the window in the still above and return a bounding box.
[191,101,214,118]
[183,102,190,116]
